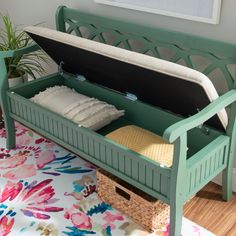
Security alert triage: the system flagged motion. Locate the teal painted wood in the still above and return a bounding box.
[0,43,39,59]
[163,90,236,142]
[169,134,187,236]
[222,79,236,201]
[186,135,229,200]
[0,58,15,149]
[0,43,40,149]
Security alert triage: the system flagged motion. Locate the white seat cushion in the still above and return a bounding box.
[25,26,228,129]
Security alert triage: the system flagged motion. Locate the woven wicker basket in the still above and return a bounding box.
[97,169,169,232]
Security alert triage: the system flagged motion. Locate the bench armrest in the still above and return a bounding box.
[163,90,236,143]
[0,43,41,87]
[0,43,40,59]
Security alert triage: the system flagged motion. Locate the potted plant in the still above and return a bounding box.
[0,14,47,87]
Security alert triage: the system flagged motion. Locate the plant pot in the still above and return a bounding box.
[8,74,28,88]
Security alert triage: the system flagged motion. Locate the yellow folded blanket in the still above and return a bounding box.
[106,125,174,167]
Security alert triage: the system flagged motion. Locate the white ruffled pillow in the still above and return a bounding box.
[31,85,125,131]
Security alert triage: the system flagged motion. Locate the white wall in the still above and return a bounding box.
[0,0,236,43]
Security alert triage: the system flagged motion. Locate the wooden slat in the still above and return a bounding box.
[94,141,101,161]
[131,159,139,180]
[58,123,63,140]
[105,146,112,166]
[145,164,153,189]
[124,157,132,176]
[138,162,146,184]
[53,120,59,137]
[36,110,41,128]
[82,134,89,154]
[161,174,168,196]
[9,99,16,114]
[62,125,68,142]
[26,106,31,123]
[118,154,125,174]
[68,127,73,146]
[153,171,161,192]
[49,117,54,135]
[43,114,49,132]
[22,104,27,121]
[100,144,106,163]
[77,132,83,150]
[31,107,36,125]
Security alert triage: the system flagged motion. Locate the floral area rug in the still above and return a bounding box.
[0,123,215,236]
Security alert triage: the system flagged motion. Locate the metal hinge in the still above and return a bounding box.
[76,74,86,82]
[125,92,138,101]
[58,61,64,75]
[198,124,210,135]
[196,108,210,135]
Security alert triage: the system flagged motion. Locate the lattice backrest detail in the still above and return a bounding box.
[57,7,236,92]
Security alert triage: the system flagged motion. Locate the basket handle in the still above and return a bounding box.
[115,186,131,201]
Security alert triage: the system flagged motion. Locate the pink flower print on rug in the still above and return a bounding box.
[3,164,37,180]
[0,216,14,236]
[0,151,28,170]
[0,123,28,139]
[102,211,124,230]
[36,150,56,169]
[71,212,92,229]
[0,179,63,220]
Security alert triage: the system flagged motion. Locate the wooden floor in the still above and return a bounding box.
[185,182,236,236]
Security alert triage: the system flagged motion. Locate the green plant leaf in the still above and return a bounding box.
[0,13,48,79]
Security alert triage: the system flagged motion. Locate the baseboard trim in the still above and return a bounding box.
[212,168,236,192]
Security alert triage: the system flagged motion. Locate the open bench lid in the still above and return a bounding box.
[25,26,228,131]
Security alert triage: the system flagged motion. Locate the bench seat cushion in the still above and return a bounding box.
[25,26,228,131]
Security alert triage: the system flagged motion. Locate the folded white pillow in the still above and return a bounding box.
[31,85,125,131]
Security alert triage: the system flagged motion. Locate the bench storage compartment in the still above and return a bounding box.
[7,73,174,201]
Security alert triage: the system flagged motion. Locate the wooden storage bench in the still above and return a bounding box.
[1,6,236,236]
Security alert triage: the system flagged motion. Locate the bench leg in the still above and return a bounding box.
[222,164,233,201]
[222,138,235,201]
[4,116,15,150]
[0,96,16,149]
[0,58,16,149]
[222,98,236,201]
[169,201,183,236]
